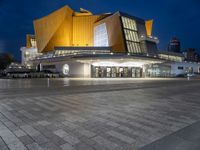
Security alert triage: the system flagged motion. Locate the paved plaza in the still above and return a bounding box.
[0,78,200,150]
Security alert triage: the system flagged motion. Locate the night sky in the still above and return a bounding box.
[0,0,200,60]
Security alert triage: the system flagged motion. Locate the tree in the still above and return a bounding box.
[0,53,14,70]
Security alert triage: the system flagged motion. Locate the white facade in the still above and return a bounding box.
[20,46,200,78]
[20,47,42,66]
[170,62,200,76]
[40,61,91,77]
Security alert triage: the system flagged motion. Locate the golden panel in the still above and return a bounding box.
[33,5,111,53]
[73,8,93,16]
[95,13,126,53]
[44,14,73,52]
[26,34,36,48]
[33,6,74,53]
[26,34,33,48]
[72,16,99,46]
[145,20,153,37]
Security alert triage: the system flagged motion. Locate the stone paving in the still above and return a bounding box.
[140,120,200,150]
[0,78,200,150]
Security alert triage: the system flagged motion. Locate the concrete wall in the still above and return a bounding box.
[41,61,91,77]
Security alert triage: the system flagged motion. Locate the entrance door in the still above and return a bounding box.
[132,68,136,78]
[95,67,99,77]
[136,68,142,78]
[106,67,111,77]
[99,67,104,77]
[119,67,124,77]
[111,67,116,77]
[124,67,128,77]
[132,67,142,78]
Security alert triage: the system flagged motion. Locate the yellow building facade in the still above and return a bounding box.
[32,5,157,55]
[33,6,102,53]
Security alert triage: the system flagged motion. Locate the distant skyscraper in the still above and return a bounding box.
[186,48,200,62]
[168,37,181,53]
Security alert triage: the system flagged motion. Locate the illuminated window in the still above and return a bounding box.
[124,30,140,42]
[94,23,109,46]
[30,38,37,47]
[121,16,141,54]
[122,17,137,30]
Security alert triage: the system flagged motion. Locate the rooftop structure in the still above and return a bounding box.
[30,5,158,56]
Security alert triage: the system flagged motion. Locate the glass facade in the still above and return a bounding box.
[34,47,111,60]
[94,23,109,47]
[121,17,142,54]
[158,54,184,62]
[145,64,171,77]
[92,66,142,78]
[54,49,110,57]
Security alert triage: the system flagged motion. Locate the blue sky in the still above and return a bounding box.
[0,0,200,60]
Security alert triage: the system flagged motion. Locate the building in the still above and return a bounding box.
[21,5,200,78]
[168,37,181,53]
[184,48,200,62]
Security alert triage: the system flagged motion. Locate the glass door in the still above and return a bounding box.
[111,67,116,77]
[124,67,128,77]
[95,67,99,77]
[106,67,111,77]
[132,68,136,78]
[136,68,142,78]
[119,67,124,77]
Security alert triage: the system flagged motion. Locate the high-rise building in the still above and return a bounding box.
[185,48,200,62]
[168,37,181,53]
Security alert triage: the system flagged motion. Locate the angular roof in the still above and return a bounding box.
[33,6,74,52]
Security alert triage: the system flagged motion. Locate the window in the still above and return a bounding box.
[30,38,37,47]
[124,30,139,42]
[94,23,109,46]
[178,66,184,70]
[122,17,137,31]
[43,65,56,69]
[121,16,141,54]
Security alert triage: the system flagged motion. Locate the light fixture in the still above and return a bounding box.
[62,64,70,75]
[92,61,145,67]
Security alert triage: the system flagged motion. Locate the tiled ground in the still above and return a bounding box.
[140,120,200,150]
[0,78,200,150]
